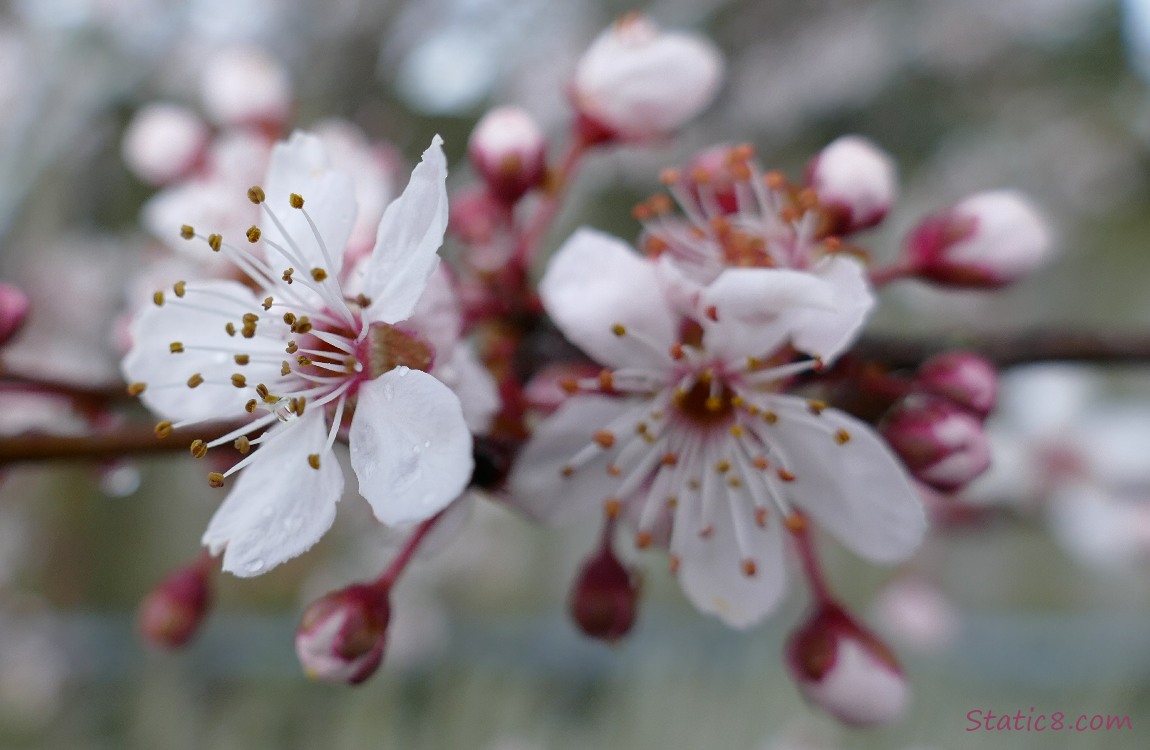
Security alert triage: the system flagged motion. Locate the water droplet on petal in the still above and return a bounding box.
[398,368,409,378]
[273,398,298,422]
[423,440,431,449]
[245,558,265,574]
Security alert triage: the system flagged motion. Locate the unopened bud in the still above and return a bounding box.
[200,47,292,128]
[882,397,991,492]
[468,107,547,204]
[905,190,1051,288]
[572,14,724,143]
[0,282,30,347]
[295,584,390,684]
[786,602,909,728]
[449,187,514,272]
[915,351,998,419]
[121,103,210,186]
[569,540,639,643]
[807,135,897,234]
[137,556,213,649]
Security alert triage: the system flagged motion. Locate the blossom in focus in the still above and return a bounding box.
[786,602,909,727]
[905,190,1051,288]
[572,14,724,143]
[122,132,473,577]
[509,229,924,627]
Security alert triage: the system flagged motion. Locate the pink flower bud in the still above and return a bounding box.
[121,103,210,186]
[786,603,909,728]
[807,135,897,234]
[569,541,639,643]
[572,14,723,143]
[137,557,213,649]
[200,47,292,129]
[295,584,390,684]
[449,187,515,273]
[915,351,998,419]
[906,190,1051,288]
[0,282,30,347]
[882,397,991,492]
[468,107,547,204]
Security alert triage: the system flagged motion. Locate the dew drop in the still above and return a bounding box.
[423,440,431,448]
[245,558,265,574]
[398,368,409,378]
[273,398,298,422]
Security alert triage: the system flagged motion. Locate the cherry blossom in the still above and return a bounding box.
[122,132,473,577]
[508,229,924,627]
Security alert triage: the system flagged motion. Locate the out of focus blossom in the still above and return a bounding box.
[568,537,639,643]
[137,555,213,649]
[806,135,897,234]
[121,103,210,186]
[871,576,960,653]
[914,351,998,419]
[905,190,1051,288]
[0,283,30,348]
[882,397,991,492]
[468,106,547,204]
[199,47,292,129]
[296,584,390,684]
[572,14,723,142]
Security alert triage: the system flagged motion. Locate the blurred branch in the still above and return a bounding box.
[0,422,241,466]
[853,329,1150,370]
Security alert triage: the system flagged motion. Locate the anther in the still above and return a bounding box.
[763,410,779,424]
[208,472,225,488]
[755,507,768,527]
[225,322,236,337]
[607,465,622,477]
[247,186,265,204]
[289,193,304,209]
[256,384,270,399]
[834,428,851,445]
[635,531,653,549]
[598,370,615,391]
[231,374,247,388]
[262,297,273,310]
[186,373,204,388]
[189,439,207,458]
[752,456,769,470]
[281,361,291,376]
[669,343,685,360]
[705,395,724,411]
[153,291,164,306]
[179,225,195,240]
[604,498,621,518]
[669,555,681,574]
[307,453,321,470]
[561,465,575,477]
[593,430,616,449]
[777,468,796,482]
[611,323,626,337]
[741,559,757,577]
[154,421,173,438]
[355,293,372,307]
[729,424,744,437]
[659,167,681,185]
[246,225,261,243]
[282,268,294,284]
[285,340,298,354]
[127,382,146,397]
[208,234,222,252]
[785,514,807,533]
[234,354,250,365]
[310,267,327,282]
[244,399,257,413]
[714,460,731,474]
[234,436,251,454]
[283,312,296,326]
[807,400,827,415]
[661,452,678,466]
[169,342,184,354]
[705,305,718,322]
[292,397,306,416]
[173,281,186,298]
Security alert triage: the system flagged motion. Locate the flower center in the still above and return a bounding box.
[672,376,735,428]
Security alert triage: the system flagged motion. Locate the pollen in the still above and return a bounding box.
[189,439,207,458]
[173,281,186,298]
[593,430,616,449]
[714,459,731,474]
[247,186,265,204]
[752,456,769,470]
[179,224,195,240]
[127,382,146,397]
[607,464,622,477]
[186,373,204,388]
[281,361,291,376]
[834,428,851,445]
[286,341,298,354]
[598,370,614,391]
[661,452,678,466]
[154,421,173,438]
[169,342,184,353]
[231,374,247,388]
[729,424,744,437]
[246,225,261,243]
[289,193,304,209]
[307,453,321,470]
[207,234,222,252]
[255,384,270,400]
[208,472,226,488]
[292,397,306,416]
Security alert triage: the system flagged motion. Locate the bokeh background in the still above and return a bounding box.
[2,0,1150,747]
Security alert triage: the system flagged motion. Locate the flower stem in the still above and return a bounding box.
[373,509,449,592]
[789,513,835,605]
[868,260,915,287]
[511,130,591,270]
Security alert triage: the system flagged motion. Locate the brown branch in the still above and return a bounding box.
[853,329,1150,370]
[0,421,244,465]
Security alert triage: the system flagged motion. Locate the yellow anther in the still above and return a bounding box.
[245,399,258,413]
[242,313,259,324]
[635,531,653,549]
[777,468,796,482]
[225,322,236,337]
[763,410,779,424]
[241,324,256,339]
[256,384,270,399]
[208,472,226,488]
[289,193,304,209]
[231,373,247,388]
[127,382,146,397]
[705,396,723,411]
[296,355,312,366]
[169,342,184,353]
[714,460,731,474]
[234,354,250,365]
[173,281,187,298]
[234,436,251,454]
[834,428,851,445]
[785,514,807,533]
[189,439,207,458]
[262,297,273,310]
[154,421,173,438]
[179,224,195,240]
[153,290,164,306]
[593,430,616,449]
[207,234,222,252]
[282,268,294,284]
[611,324,626,337]
[741,559,757,577]
[310,267,328,282]
[807,400,827,415]
[186,373,204,388]
[307,453,321,470]
[283,312,297,325]
[292,397,306,416]
[281,361,291,376]
[246,225,261,243]
[247,186,265,204]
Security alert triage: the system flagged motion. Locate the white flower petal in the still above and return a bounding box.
[673,498,789,629]
[202,411,344,577]
[540,228,678,369]
[508,394,635,525]
[362,136,449,325]
[121,280,284,422]
[768,396,926,563]
[434,343,500,435]
[792,256,873,362]
[349,367,472,526]
[262,131,357,282]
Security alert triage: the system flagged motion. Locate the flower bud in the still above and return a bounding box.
[785,603,909,728]
[569,540,639,643]
[882,397,991,492]
[137,556,213,649]
[915,351,998,419]
[572,14,723,143]
[295,584,390,684]
[449,187,515,273]
[807,135,897,234]
[0,282,30,348]
[468,107,547,204]
[200,47,292,129]
[121,103,210,186]
[905,190,1051,288]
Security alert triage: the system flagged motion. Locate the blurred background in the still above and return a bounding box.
[2,0,1150,747]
